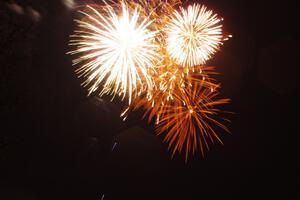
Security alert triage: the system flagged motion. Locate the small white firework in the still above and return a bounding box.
[165,4,224,67]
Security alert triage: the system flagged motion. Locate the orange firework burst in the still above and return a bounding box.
[126,66,230,160]
[155,80,230,160]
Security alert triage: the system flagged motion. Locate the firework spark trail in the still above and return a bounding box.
[68,2,158,104]
[111,142,117,151]
[165,4,225,67]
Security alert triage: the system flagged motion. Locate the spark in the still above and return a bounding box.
[165,4,225,67]
[111,142,117,151]
[7,3,24,15]
[62,0,76,10]
[27,7,41,22]
[68,2,158,104]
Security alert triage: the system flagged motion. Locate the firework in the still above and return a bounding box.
[127,70,230,160]
[155,80,230,160]
[165,4,226,67]
[68,2,158,104]
[68,0,232,160]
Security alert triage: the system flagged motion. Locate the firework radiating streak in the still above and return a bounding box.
[68,2,158,104]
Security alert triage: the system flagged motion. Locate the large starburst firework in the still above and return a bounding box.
[165,4,225,67]
[68,2,158,104]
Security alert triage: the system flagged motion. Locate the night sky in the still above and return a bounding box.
[0,0,299,199]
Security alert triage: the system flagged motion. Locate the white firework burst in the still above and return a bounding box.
[165,4,224,67]
[68,2,158,104]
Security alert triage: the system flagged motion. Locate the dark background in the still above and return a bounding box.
[1,0,299,199]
